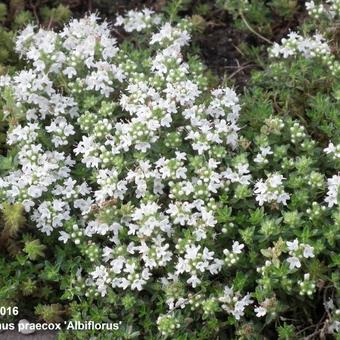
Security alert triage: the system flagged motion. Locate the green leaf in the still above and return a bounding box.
[23,239,46,261]
[0,155,13,171]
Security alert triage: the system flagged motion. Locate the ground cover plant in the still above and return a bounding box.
[0,1,339,339]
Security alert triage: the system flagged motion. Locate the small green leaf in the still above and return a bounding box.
[23,239,46,261]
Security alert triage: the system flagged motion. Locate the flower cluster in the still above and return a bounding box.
[271,31,340,75]
[324,299,340,334]
[254,297,278,318]
[306,1,326,18]
[271,31,330,59]
[254,173,290,206]
[115,8,162,32]
[306,0,340,19]
[0,13,242,296]
[223,241,244,267]
[218,286,253,320]
[286,239,315,270]
[324,142,340,160]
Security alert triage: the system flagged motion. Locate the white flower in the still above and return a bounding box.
[187,275,201,288]
[232,241,244,254]
[287,239,299,252]
[254,306,267,317]
[303,245,315,258]
[223,162,252,185]
[63,66,77,78]
[325,175,340,207]
[287,256,301,270]
[324,298,335,311]
[58,231,70,243]
[306,1,316,11]
[254,173,290,206]
[220,287,253,320]
[254,146,273,163]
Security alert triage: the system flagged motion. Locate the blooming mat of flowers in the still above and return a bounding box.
[0,3,339,339]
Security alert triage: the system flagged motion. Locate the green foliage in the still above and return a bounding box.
[277,323,296,339]
[0,2,7,22]
[0,202,25,239]
[0,27,16,70]
[216,0,299,36]
[0,0,71,71]
[0,1,339,339]
[35,303,64,323]
[246,57,340,142]
[23,238,46,261]
[39,4,71,27]
[12,10,33,30]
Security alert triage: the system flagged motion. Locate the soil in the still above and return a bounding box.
[195,20,251,88]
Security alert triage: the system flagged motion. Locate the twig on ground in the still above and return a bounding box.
[239,11,272,45]
[227,63,255,80]
[88,0,93,12]
[29,0,40,26]
[47,15,54,30]
[297,285,334,339]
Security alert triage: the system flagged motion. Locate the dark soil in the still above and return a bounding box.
[195,21,251,88]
